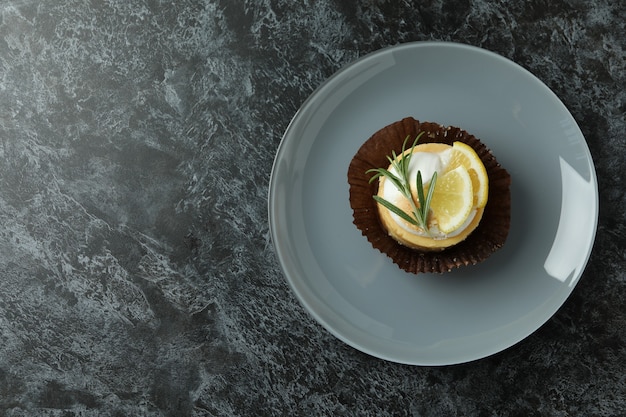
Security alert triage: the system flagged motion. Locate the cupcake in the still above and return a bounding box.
[347,117,511,274]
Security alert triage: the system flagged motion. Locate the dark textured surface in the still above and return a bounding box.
[0,1,624,416]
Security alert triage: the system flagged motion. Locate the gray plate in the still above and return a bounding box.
[268,42,598,365]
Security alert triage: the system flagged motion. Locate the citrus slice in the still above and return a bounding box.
[446,142,489,208]
[428,166,474,234]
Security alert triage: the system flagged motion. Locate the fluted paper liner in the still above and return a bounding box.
[348,117,511,274]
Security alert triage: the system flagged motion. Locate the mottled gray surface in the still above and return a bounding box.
[0,0,624,416]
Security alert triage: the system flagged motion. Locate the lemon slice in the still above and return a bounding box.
[429,166,474,234]
[446,142,489,208]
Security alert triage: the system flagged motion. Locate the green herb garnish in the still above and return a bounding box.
[366,134,438,234]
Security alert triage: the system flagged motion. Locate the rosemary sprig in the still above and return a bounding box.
[366,134,438,233]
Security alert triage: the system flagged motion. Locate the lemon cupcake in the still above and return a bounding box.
[348,117,511,274]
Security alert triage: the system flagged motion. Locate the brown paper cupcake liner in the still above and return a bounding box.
[348,117,511,274]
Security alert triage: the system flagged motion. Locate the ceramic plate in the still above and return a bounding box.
[268,42,598,365]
